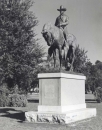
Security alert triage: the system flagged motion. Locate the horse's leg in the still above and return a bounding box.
[70,47,75,71]
[47,54,50,67]
[48,47,53,68]
[53,49,56,68]
[64,45,69,68]
[59,45,62,69]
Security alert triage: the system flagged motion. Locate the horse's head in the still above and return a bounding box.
[41,23,53,46]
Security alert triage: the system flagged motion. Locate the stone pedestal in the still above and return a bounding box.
[25,72,96,124]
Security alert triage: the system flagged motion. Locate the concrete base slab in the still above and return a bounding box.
[38,104,86,112]
[25,108,96,124]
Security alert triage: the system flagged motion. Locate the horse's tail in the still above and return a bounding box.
[72,34,77,45]
[67,33,77,46]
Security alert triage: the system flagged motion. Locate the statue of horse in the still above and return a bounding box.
[41,22,76,71]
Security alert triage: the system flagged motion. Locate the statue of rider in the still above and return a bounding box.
[55,5,69,45]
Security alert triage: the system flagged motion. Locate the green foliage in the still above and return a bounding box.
[73,45,88,72]
[94,87,102,103]
[92,61,102,89]
[9,94,28,107]
[0,83,28,107]
[82,60,102,93]
[0,0,45,92]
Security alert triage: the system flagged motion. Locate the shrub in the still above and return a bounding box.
[0,84,10,107]
[0,94,10,107]
[9,94,28,107]
[94,87,102,103]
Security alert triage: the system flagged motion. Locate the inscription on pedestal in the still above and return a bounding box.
[44,85,55,99]
[41,78,59,105]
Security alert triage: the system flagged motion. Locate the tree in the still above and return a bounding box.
[94,61,102,88]
[73,45,89,72]
[0,0,45,93]
[82,60,102,93]
[81,61,93,93]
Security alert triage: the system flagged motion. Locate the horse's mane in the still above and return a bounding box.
[43,22,60,39]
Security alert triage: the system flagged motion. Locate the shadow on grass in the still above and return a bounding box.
[0,108,25,121]
[0,108,17,113]
[28,100,39,103]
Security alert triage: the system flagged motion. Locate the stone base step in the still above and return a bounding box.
[25,108,96,124]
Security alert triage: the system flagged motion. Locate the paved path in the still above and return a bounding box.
[85,92,95,100]
[27,92,95,100]
[27,93,39,100]
[85,92,97,104]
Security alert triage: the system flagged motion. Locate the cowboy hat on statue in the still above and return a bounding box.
[57,5,67,11]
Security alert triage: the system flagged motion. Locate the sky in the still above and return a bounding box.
[30,0,102,64]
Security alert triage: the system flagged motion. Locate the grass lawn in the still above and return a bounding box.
[0,94,102,130]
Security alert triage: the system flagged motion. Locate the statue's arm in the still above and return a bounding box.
[60,16,69,26]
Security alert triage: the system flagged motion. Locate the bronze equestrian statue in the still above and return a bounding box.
[41,6,76,71]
